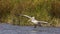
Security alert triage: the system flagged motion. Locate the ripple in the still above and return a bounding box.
[0,23,60,34]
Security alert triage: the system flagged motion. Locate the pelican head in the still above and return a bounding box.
[31,17,35,19]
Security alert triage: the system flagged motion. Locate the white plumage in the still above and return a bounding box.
[23,15,48,24]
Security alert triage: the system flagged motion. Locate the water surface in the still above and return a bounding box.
[0,23,60,34]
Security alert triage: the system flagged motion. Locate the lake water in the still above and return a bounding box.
[0,23,60,34]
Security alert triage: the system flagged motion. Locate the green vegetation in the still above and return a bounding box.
[0,0,60,27]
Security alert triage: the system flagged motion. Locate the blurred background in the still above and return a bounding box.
[0,0,60,27]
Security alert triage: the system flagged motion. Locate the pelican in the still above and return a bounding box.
[23,15,48,28]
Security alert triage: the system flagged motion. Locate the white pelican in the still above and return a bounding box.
[23,15,48,28]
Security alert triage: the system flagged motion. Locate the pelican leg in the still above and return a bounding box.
[34,24,37,28]
[38,22,42,27]
[34,22,42,28]
[39,24,42,27]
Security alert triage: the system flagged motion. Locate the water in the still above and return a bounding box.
[0,23,60,34]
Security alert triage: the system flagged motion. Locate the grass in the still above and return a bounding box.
[0,0,60,27]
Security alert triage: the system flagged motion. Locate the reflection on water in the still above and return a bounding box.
[0,23,60,34]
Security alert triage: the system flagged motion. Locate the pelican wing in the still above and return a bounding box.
[39,21,48,24]
[23,15,32,18]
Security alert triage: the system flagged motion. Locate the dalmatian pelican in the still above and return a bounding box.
[23,15,48,28]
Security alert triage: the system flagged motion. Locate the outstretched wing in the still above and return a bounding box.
[23,15,32,18]
[39,21,48,24]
